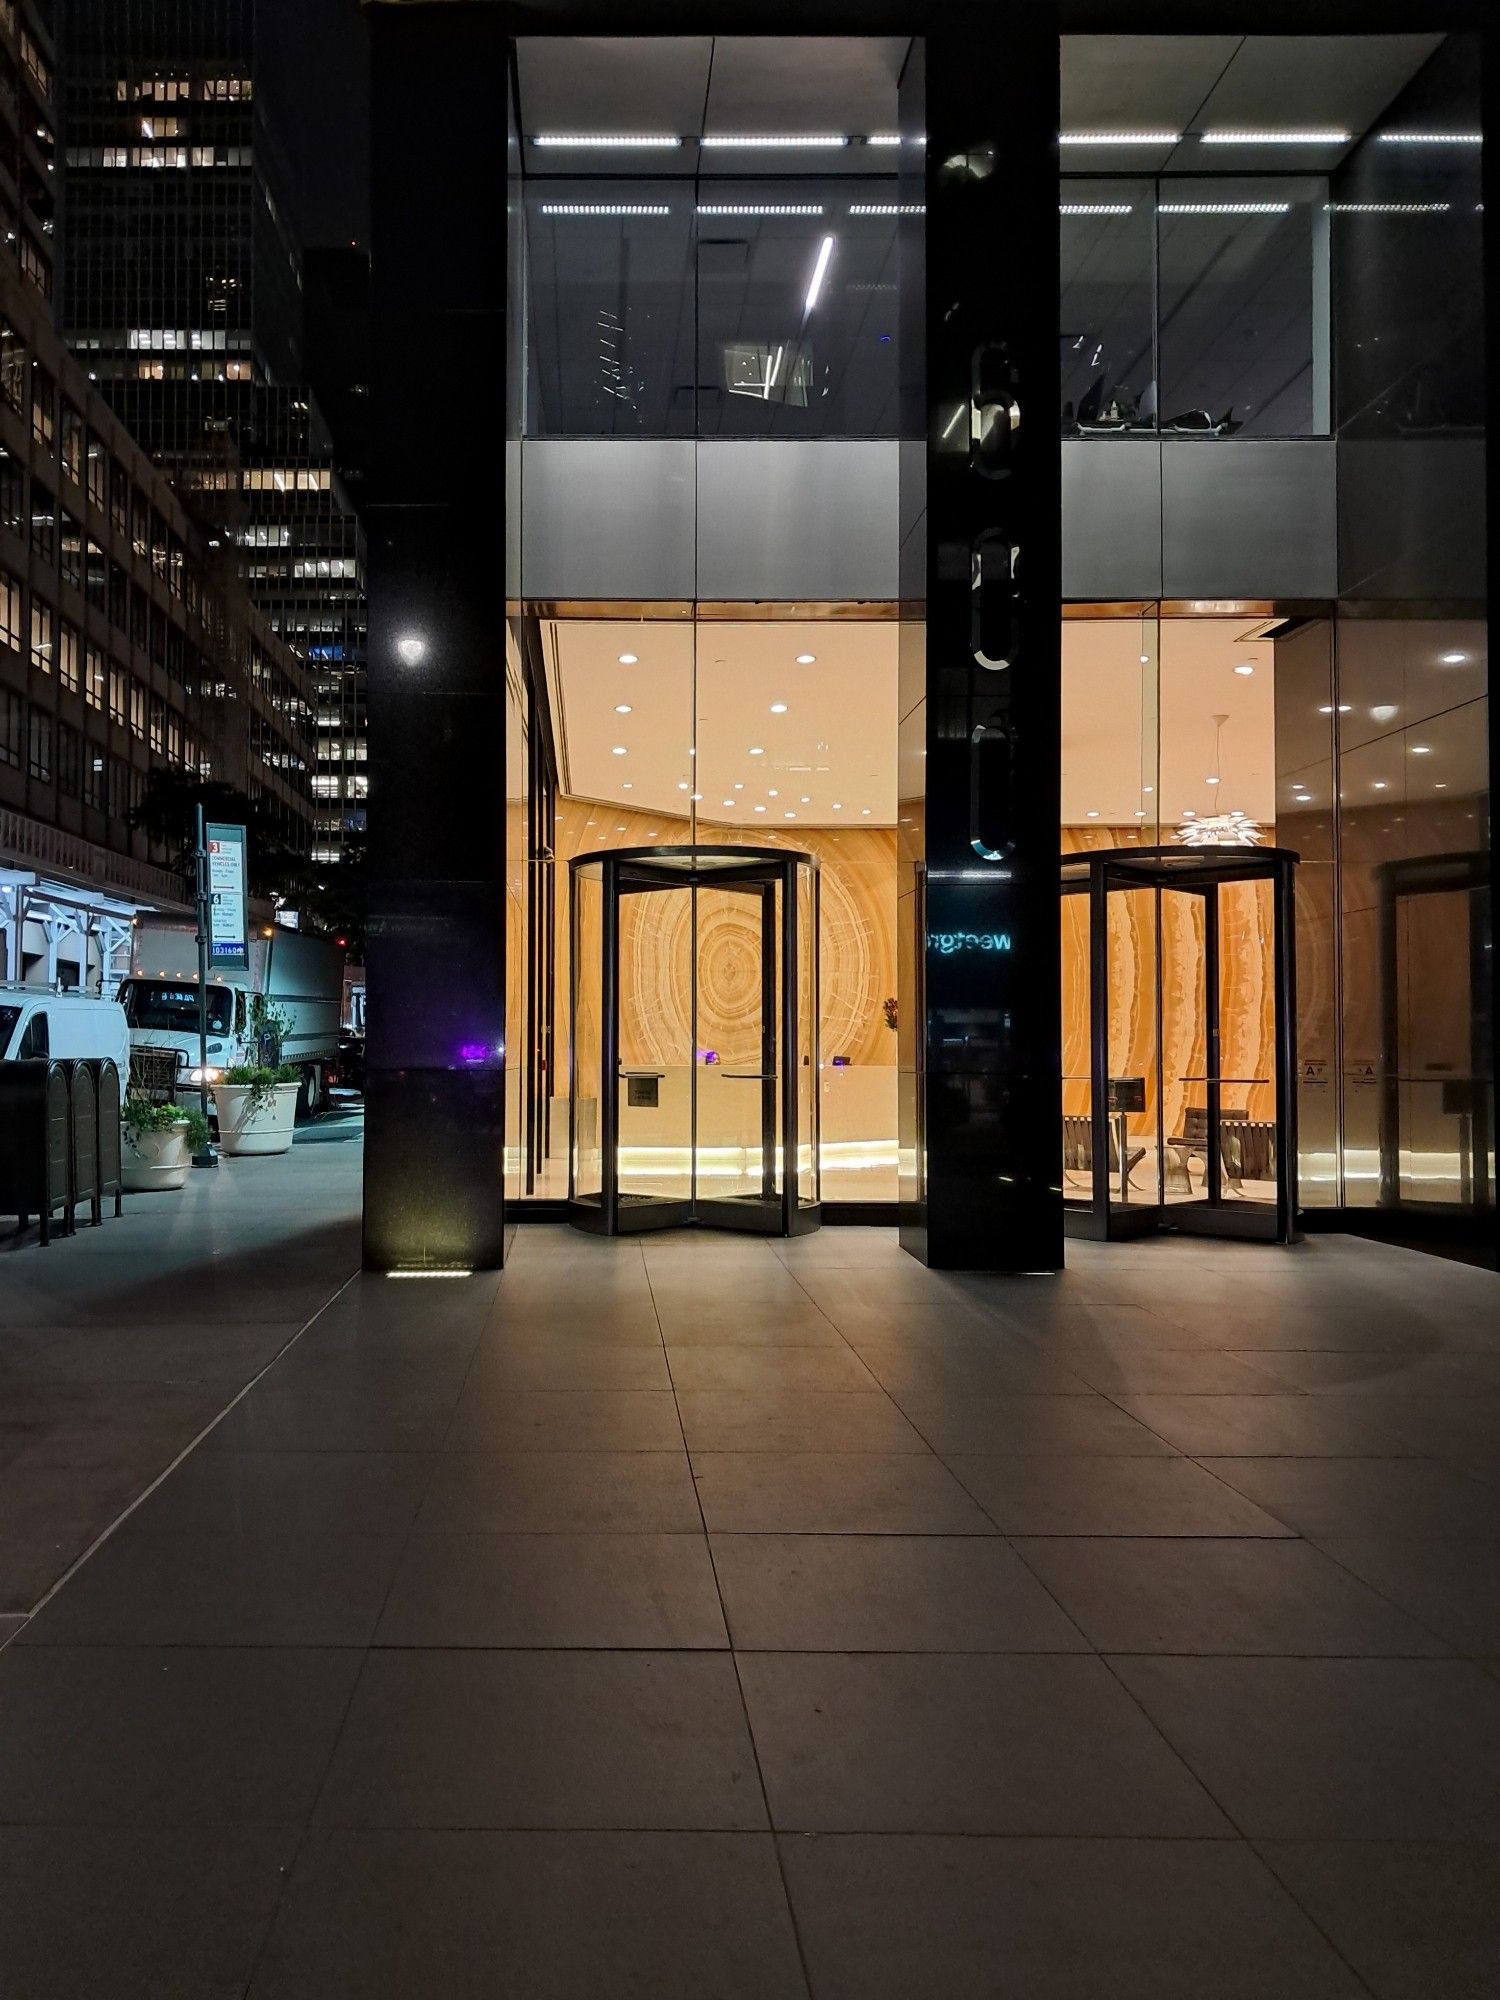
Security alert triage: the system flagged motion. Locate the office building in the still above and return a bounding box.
[360,15,1493,1276]
[0,0,313,991]
[55,0,368,862]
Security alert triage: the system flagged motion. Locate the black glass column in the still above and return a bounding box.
[899,18,1063,1270]
[363,5,509,1270]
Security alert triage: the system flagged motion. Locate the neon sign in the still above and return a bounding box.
[929,930,1012,955]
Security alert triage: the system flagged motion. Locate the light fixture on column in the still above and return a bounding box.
[1176,712,1262,846]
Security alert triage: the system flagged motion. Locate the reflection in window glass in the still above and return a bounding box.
[1059,181,1154,435]
[1156,179,1326,438]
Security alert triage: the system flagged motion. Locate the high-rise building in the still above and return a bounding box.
[55,0,367,862]
[1,0,315,992]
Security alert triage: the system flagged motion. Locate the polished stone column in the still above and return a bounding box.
[899,17,1063,1270]
[363,4,509,1270]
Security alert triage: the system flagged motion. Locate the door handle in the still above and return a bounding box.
[971,532,1019,671]
[969,721,1013,862]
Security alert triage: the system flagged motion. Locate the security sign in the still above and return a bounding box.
[206,822,249,968]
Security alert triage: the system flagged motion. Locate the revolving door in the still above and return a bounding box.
[1061,846,1300,1243]
[568,846,820,1236]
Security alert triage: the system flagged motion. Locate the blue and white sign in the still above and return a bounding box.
[206,822,249,968]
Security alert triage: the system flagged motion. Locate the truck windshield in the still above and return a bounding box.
[121,981,233,1036]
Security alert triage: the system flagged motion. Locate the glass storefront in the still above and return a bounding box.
[497,29,1490,1237]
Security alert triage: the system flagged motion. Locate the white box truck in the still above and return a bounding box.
[118,921,344,1117]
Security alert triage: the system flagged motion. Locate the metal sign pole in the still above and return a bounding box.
[192,803,217,1168]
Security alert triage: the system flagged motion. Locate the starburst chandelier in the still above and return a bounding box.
[1175,712,1264,847]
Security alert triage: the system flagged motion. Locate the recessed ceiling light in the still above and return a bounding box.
[753,804,766,813]
[768,789,779,798]
[611,745,627,756]
[800,795,810,803]
[1085,810,1100,818]
[1234,663,1255,676]
[1139,653,1150,664]
[749,746,764,756]
[1182,810,1197,819]
[1440,650,1468,664]
[1372,780,1388,790]
[676,781,689,790]
[1143,786,1154,794]
[831,802,842,810]
[1410,744,1432,755]
[770,702,788,714]
[1205,775,1220,785]
[622,781,633,790]
[795,653,816,664]
[614,703,632,714]
[1371,704,1399,722]
[617,651,638,664]
[691,792,702,801]
[1435,781,1448,789]
[722,798,735,806]
[861,807,871,815]
[733,783,744,790]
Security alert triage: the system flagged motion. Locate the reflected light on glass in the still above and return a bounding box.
[804,234,836,314]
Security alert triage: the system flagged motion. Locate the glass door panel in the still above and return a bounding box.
[1216,876,1277,1207]
[795,860,820,1211]
[1060,882,1093,1206]
[1104,880,1159,1212]
[695,878,782,1223]
[568,861,604,1206]
[1159,884,1211,1208]
[616,884,694,1214]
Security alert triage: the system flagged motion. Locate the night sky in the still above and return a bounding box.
[259,0,371,248]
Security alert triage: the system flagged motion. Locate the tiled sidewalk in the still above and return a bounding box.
[2,1219,1498,1996]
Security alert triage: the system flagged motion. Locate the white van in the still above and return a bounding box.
[0,986,131,1080]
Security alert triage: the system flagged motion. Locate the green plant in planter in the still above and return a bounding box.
[248,995,295,1066]
[121,1096,211,1154]
[221,1062,302,1117]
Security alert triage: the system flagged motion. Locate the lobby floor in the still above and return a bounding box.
[2,1211,1499,1996]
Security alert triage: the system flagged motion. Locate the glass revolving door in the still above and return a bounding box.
[568,846,821,1236]
[1060,844,1300,1243]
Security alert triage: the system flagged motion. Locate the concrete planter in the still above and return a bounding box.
[213,1081,299,1157]
[121,1121,193,1192]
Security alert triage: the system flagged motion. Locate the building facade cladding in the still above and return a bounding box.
[54,0,368,861]
[0,259,316,897]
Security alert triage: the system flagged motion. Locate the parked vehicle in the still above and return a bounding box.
[0,985,130,1078]
[117,922,344,1119]
[336,1029,365,1093]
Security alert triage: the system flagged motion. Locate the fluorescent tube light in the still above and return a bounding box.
[1059,130,1179,145]
[539,204,670,217]
[866,133,903,146]
[804,233,835,314]
[1377,131,1482,145]
[1200,129,1349,145]
[697,204,824,215]
[848,203,925,215]
[1059,202,1134,214]
[702,133,848,148]
[389,1269,473,1279]
[531,133,681,148]
[1325,201,1452,213]
[1159,201,1291,214]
